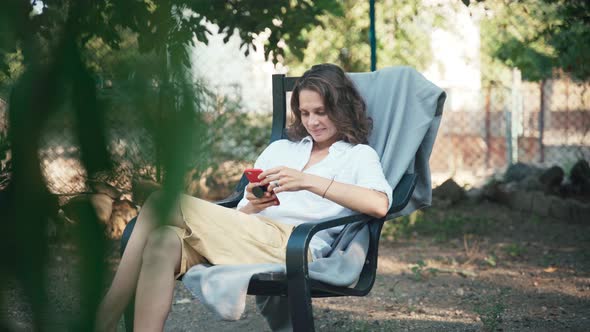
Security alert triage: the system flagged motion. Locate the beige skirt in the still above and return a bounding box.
[168,195,295,277]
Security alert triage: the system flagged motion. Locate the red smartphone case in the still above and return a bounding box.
[244,168,264,184]
[243,168,280,205]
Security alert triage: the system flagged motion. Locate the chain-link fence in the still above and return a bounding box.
[37,95,158,201]
[0,78,272,205]
[430,75,590,186]
[1,73,589,199]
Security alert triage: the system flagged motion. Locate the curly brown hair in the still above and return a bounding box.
[287,63,372,144]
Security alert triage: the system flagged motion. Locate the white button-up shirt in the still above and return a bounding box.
[237,136,392,259]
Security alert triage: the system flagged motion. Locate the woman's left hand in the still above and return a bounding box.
[259,166,309,194]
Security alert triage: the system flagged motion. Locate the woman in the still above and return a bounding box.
[96,63,392,331]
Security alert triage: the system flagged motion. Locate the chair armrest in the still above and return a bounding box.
[285,213,378,283]
[212,176,249,208]
[212,191,243,208]
[284,213,381,325]
[285,173,417,285]
[386,173,417,217]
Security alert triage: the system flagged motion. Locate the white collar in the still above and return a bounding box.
[301,136,352,153]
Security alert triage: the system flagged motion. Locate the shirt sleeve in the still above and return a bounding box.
[352,145,393,210]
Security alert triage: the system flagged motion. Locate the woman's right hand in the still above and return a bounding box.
[239,182,279,214]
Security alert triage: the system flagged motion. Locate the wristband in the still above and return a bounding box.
[322,177,335,199]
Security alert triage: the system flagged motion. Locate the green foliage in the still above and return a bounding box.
[185,0,343,62]
[477,0,590,83]
[493,37,554,82]
[208,106,272,164]
[503,243,525,258]
[480,1,557,83]
[0,1,342,330]
[86,31,269,179]
[428,215,469,243]
[194,84,272,173]
[411,260,427,281]
[484,253,497,267]
[0,129,9,188]
[283,0,448,75]
[549,1,590,81]
[0,0,342,100]
[383,211,491,243]
[0,0,342,72]
[382,210,424,241]
[475,301,506,331]
[409,259,439,281]
[0,50,23,98]
[528,215,541,225]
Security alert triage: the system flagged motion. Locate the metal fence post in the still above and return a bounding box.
[505,97,512,166]
[539,79,546,163]
[369,0,376,72]
[485,85,492,168]
[507,68,522,165]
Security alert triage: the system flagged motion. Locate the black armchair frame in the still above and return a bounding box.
[121,74,418,332]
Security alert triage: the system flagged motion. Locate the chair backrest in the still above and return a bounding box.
[232,74,295,195]
[235,68,445,218]
[270,68,444,184]
[269,75,296,142]
[348,67,445,217]
[235,68,442,300]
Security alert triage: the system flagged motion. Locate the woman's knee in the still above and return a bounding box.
[143,190,164,206]
[140,191,166,218]
[140,191,183,227]
[142,227,181,266]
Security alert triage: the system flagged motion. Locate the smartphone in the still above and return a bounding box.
[244,168,280,205]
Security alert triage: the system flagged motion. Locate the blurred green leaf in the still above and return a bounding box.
[0,0,341,329]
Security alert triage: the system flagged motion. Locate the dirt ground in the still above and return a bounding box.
[4,200,590,331]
